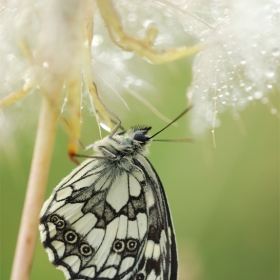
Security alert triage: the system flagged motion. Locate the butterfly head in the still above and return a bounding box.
[129,125,152,145]
[93,126,152,158]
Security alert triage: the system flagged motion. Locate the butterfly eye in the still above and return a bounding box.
[135,272,146,280]
[79,243,93,256]
[113,240,125,253]
[64,230,78,244]
[126,239,138,251]
[134,133,147,142]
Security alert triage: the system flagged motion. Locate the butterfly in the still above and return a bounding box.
[39,108,191,280]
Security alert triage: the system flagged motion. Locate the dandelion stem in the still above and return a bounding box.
[11,97,58,280]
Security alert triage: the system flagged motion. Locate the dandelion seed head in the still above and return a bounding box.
[185,0,280,133]
[1,0,279,137]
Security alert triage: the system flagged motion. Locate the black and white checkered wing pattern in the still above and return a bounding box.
[39,127,178,280]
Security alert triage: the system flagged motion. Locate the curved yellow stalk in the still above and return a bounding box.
[97,0,203,64]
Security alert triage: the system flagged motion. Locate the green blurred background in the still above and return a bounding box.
[0,58,279,280]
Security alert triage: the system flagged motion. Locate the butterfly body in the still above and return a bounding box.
[39,126,178,280]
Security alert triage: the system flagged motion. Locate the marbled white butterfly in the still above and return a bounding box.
[39,108,191,280]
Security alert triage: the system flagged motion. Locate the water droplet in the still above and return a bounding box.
[240,60,246,65]
[143,20,154,28]
[92,35,103,46]
[100,122,111,132]
[245,86,252,92]
[43,62,49,68]
[270,108,277,114]
[247,96,253,101]
[254,91,263,99]
[265,69,275,78]
[261,97,268,104]
[267,84,273,89]
[272,47,280,57]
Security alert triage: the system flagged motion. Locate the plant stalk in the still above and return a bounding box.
[11,97,58,280]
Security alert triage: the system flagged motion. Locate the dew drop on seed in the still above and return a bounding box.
[272,47,280,57]
[92,35,103,46]
[43,62,49,68]
[254,91,263,99]
[265,70,275,78]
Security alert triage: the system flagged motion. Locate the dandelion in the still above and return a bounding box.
[1,1,279,279]
[181,0,280,133]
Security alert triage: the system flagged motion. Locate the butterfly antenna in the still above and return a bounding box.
[153,137,194,143]
[149,105,193,139]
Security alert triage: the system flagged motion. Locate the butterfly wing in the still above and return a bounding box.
[133,154,178,280]
[39,155,177,280]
